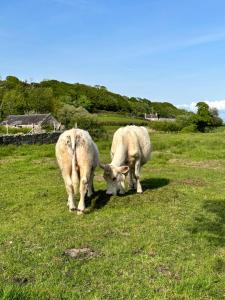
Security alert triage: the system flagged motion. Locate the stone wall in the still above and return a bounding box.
[0,132,62,145]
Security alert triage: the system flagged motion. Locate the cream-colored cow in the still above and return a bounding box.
[100,125,151,195]
[56,128,99,214]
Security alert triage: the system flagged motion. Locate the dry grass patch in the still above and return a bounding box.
[64,248,99,260]
[32,157,55,164]
[169,158,225,170]
[174,178,206,187]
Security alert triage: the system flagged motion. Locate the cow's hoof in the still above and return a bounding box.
[119,190,125,195]
[69,207,76,212]
[106,191,113,195]
[137,190,143,194]
[129,183,137,190]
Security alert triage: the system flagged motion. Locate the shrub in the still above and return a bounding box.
[57,105,106,139]
[148,121,180,132]
[0,125,30,135]
[42,124,54,132]
[181,124,198,133]
[176,113,194,129]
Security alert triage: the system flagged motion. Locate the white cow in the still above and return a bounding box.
[55,128,99,214]
[100,125,151,195]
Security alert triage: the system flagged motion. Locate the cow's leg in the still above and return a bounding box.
[58,152,76,211]
[132,168,137,189]
[128,170,133,189]
[118,179,125,194]
[134,160,142,193]
[77,177,88,214]
[62,173,76,211]
[128,157,136,189]
[87,170,94,197]
[128,168,137,189]
[72,167,79,198]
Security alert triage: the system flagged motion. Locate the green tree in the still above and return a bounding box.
[57,105,106,138]
[176,113,194,129]
[1,89,26,116]
[209,107,223,127]
[57,104,78,128]
[193,102,213,132]
[58,95,73,105]
[27,87,55,113]
[5,76,20,88]
[74,94,91,110]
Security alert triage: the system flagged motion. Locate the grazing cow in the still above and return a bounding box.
[55,128,99,214]
[100,125,151,195]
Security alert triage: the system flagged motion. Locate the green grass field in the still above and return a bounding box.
[96,112,148,125]
[1,131,225,299]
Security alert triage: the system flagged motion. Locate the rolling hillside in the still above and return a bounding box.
[0,76,186,120]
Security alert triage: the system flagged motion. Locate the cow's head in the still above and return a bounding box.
[100,163,129,195]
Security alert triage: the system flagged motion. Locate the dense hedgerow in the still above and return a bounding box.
[57,106,106,139]
[0,125,30,135]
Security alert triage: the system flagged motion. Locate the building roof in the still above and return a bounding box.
[1,114,52,126]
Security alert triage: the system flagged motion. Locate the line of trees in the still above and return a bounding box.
[0,75,185,120]
[0,75,223,132]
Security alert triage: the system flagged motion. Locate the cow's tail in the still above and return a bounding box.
[71,134,79,195]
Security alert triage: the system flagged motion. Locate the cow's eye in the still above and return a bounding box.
[112,177,116,181]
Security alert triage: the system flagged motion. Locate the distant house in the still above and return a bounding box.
[144,113,175,122]
[144,113,159,121]
[1,113,61,132]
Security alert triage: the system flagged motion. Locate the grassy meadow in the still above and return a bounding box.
[1,128,225,299]
[96,112,148,125]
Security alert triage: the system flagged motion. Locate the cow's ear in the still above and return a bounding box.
[117,166,129,174]
[99,163,105,169]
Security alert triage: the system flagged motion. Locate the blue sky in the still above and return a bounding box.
[1,0,225,117]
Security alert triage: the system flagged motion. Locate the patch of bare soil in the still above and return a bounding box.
[156,265,180,281]
[12,277,29,285]
[64,248,99,260]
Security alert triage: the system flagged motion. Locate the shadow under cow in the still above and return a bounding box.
[85,190,112,211]
[141,177,170,191]
[84,177,170,211]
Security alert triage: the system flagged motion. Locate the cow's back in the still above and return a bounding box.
[55,129,75,171]
[111,126,150,165]
[130,126,151,164]
[73,129,99,170]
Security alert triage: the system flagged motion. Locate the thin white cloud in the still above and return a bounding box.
[123,29,225,60]
[205,100,225,111]
[160,30,225,54]
[178,100,225,112]
[177,102,197,112]
[176,104,190,109]
[180,31,225,48]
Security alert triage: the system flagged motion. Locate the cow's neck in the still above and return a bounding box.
[111,144,127,167]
